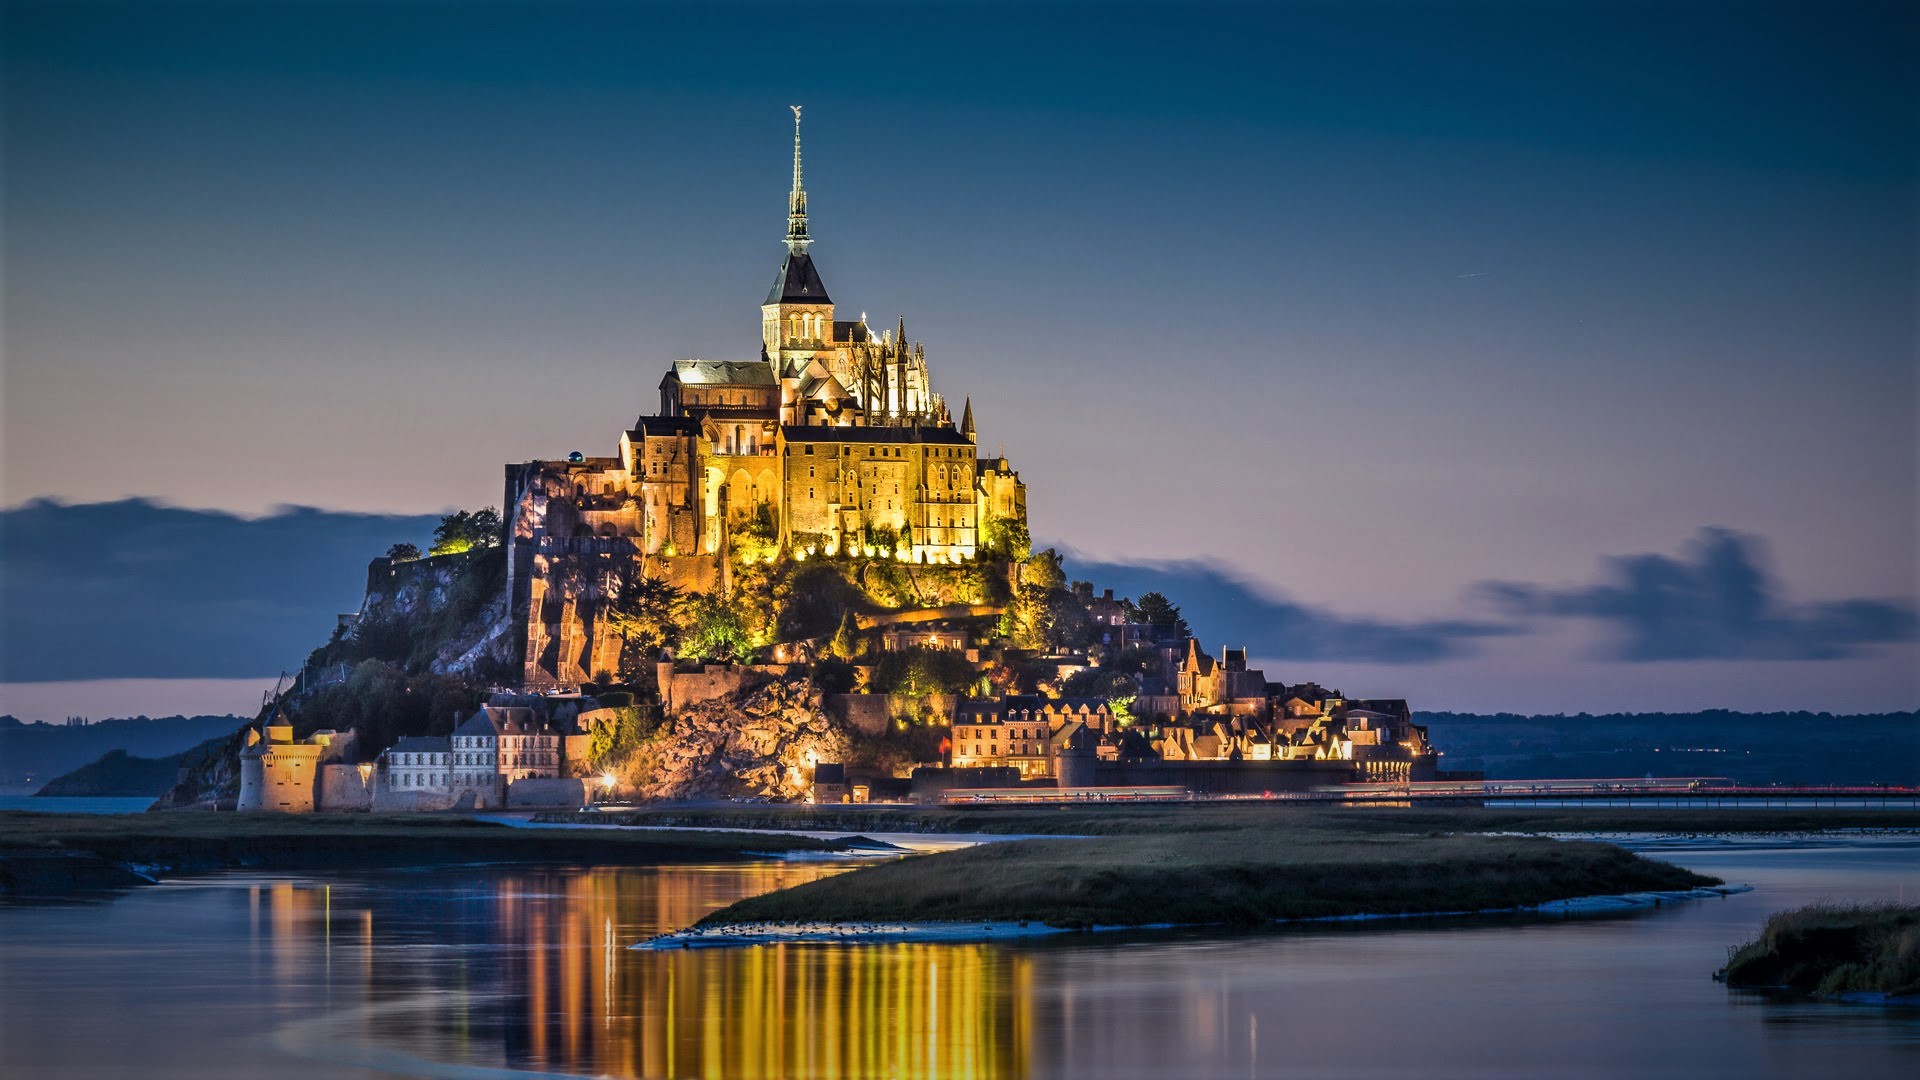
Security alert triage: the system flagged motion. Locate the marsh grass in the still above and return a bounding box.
[697,828,1718,928]
[1721,903,1920,997]
[0,811,843,872]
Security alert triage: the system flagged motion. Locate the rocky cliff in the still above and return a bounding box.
[351,548,518,681]
[618,676,853,801]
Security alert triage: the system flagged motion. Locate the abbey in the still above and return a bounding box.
[505,109,1027,688]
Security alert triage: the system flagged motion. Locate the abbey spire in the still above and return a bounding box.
[764,106,834,363]
[786,104,810,253]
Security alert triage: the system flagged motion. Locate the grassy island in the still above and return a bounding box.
[693,825,1719,930]
[1720,903,1920,999]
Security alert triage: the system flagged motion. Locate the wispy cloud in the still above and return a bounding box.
[1476,527,1917,661]
[1061,552,1516,664]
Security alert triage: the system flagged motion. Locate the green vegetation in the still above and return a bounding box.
[981,516,1031,560]
[587,706,661,770]
[605,570,686,678]
[1000,549,1092,650]
[386,542,422,562]
[682,594,756,663]
[732,504,780,564]
[0,812,851,899]
[1720,904,1920,998]
[697,826,1716,929]
[1128,591,1191,640]
[284,661,487,753]
[1058,668,1140,725]
[428,507,503,556]
[872,646,977,697]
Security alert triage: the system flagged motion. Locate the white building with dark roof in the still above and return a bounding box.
[381,735,451,794]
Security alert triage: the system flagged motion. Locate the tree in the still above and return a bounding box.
[1022,548,1066,590]
[429,507,503,556]
[732,504,778,564]
[982,516,1031,560]
[1130,591,1191,640]
[1059,668,1141,727]
[606,570,686,677]
[827,609,863,660]
[682,594,753,663]
[587,706,657,769]
[387,542,422,562]
[873,646,976,697]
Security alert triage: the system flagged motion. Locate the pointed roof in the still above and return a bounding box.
[960,396,975,438]
[786,105,811,254]
[766,249,831,305]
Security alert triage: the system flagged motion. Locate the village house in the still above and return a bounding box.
[381,735,452,792]
[950,695,1114,779]
[1176,639,1271,718]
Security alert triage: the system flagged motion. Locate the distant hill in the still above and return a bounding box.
[1417,710,1920,787]
[34,736,226,797]
[0,714,246,791]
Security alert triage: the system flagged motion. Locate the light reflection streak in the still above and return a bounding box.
[249,865,1033,1078]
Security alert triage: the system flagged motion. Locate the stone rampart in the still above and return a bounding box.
[663,664,771,713]
[828,694,891,736]
[508,778,589,808]
[316,764,373,811]
[371,787,459,812]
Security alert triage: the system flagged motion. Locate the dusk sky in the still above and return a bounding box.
[3,1,1914,719]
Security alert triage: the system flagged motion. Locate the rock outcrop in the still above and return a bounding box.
[622,677,852,801]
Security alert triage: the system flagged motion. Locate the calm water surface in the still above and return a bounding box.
[2,840,1916,1078]
[0,796,157,814]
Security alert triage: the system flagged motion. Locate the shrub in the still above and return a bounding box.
[872,646,977,697]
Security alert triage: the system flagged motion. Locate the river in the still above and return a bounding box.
[1,837,1914,1078]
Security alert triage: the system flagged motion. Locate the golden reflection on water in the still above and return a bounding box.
[249,864,1033,1079]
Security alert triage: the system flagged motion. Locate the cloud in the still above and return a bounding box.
[1,499,441,681]
[5,502,1906,684]
[1476,527,1917,661]
[1060,551,1515,664]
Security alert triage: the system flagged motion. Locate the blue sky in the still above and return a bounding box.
[2,1,1913,717]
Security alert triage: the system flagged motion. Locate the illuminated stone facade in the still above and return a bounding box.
[951,696,1114,779]
[236,721,356,813]
[508,110,1027,688]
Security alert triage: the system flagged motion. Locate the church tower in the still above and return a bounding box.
[762,106,835,372]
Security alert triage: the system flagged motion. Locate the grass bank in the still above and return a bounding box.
[1720,903,1920,998]
[0,812,847,900]
[694,827,1718,929]
[552,803,1920,838]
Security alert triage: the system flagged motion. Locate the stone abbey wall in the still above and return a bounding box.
[315,764,373,811]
